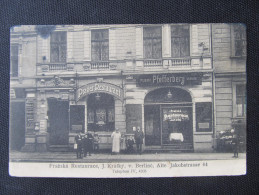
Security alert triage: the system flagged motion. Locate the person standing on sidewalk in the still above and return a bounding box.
[75,132,83,159]
[134,126,144,154]
[111,128,121,154]
[83,133,93,157]
[231,129,239,158]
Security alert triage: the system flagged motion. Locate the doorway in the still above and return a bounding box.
[144,87,193,148]
[47,98,69,145]
[9,101,25,151]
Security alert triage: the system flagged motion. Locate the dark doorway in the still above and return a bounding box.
[47,98,69,145]
[9,101,25,151]
[144,105,161,146]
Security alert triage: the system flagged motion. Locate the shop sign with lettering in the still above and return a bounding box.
[137,73,203,87]
[77,82,123,101]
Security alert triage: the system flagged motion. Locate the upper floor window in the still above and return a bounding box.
[91,29,109,61]
[236,84,246,117]
[10,45,19,77]
[232,24,246,57]
[143,26,162,59]
[171,25,190,58]
[50,31,67,63]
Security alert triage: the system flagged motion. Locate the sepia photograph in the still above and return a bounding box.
[9,24,246,177]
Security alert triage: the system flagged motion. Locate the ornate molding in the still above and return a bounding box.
[38,76,76,87]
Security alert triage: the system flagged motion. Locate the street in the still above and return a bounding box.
[9,151,246,163]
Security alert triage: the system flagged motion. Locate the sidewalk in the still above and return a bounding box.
[9,151,246,163]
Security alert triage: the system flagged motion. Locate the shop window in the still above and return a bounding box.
[70,105,85,133]
[236,84,246,117]
[91,29,109,61]
[10,45,19,77]
[50,31,67,62]
[143,26,162,59]
[171,25,190,58]
[87,93,114,132]
[195,102,212,132]
[232,24,246,57]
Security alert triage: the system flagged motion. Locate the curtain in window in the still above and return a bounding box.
[11,45,19,77]
[91,30,109,61]
[108,108,115,122]
[236,85,246,117]
[171,25,190,58]
[96,108,106,124]
[234,25,246,56]
[143,27,162,59]
[50,32,67,62]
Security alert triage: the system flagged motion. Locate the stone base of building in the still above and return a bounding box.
[36,143,48,152]
[21,144,36,152]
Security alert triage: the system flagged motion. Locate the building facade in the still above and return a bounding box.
[9,24,246,153]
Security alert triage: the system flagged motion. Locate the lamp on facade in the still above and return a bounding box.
[95,93,101,101]
[70,78,75,84]
[40,79,45,84]
[167,90,172,99]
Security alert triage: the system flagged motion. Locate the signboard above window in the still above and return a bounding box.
[137,73,202,87]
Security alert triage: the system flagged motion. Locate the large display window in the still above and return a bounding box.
[87,93,115,132]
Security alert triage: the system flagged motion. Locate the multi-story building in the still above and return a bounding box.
[212,24,246,149]
[9,24,246,153]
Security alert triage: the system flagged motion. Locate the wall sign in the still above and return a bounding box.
[137,73,202,87]
[77,82,123,101]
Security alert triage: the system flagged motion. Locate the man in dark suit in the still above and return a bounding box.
[83,133,93,157]
[75,132,83,159]
[134,126,144,154]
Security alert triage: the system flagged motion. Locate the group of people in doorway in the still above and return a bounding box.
[75,127,144,158]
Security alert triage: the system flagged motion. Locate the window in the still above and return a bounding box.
[171,25,190,58]
[232,24,246,57]
[143,26,162,59]
[50,31,67,62]
[91,29,109,61]
[10,45,19,77]
[236,84,246,117]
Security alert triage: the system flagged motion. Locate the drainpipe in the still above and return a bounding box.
[211,24,217,150]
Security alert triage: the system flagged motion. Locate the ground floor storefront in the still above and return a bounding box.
[10,72,222,153]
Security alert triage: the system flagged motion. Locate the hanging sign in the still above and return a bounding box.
[137,73,203,87]
[77,82,123,101]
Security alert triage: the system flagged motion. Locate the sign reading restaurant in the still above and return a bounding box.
[137,73,203,87]
[77,82,123,101]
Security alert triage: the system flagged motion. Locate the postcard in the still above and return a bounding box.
[9,24,246,177]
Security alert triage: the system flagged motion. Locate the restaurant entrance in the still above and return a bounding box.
[144,87,193,150]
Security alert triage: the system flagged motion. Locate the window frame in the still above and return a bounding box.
[10,44,19,77]
[143,26,162,59]
[232,83,246,118]
[170,24,190,58]
[231,24,247,58]
[91,29,109,62]
[50,31,67,63]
